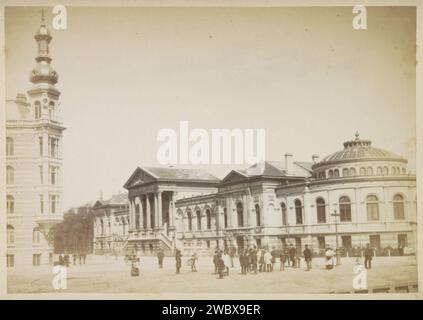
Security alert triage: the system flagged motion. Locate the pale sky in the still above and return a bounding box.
[5,6,416,210]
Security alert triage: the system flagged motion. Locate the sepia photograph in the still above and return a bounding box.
[1,1,421,299]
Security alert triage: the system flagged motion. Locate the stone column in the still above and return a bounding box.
[128,199,133,230]
[139,196,144,230]
[228,196,233,228]
[168,192,174,228]
[146,194,151,229]
[242,193,248,227]
[157,191,163,227]
[154,192,159,228]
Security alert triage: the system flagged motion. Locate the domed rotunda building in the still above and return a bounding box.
[274,133,417,255]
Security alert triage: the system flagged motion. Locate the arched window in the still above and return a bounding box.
[6,166,14,184]
[6,137,14,156]
[237,202,244,227]
[34,101,42,119]
[366,195,379,220]
[339,196,351,222]
[342,168,349,177]
[255,204,261,226]
[7,225,14,244]
[187,211,193,231]
[402,168,406,175]
[223,208,228,229]
[333,169,340,178]
[321,171,326,179]
[367,167,373,175]
[294,199,303,224]
[393,194,405,220]
[359,167,366,176]
[206,209,211,229]
[391,167,396,175]
[196,209,202,230]
[316,198,326,223]
[383,167,389,175]
[49,101,55,121]
[350,168,356,176]
[281,202,287,226]
[328,170,333,178]
[7,195,14,214]
[100,219,104,235]
[377,167,382,175]
[33,227,41,244]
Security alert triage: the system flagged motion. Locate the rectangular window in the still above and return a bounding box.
[206,240,210,248]
[40,194,44,214]
[50,166,57,185]
[50,195,57,214]
[7,255,14,268]
[317,236,326,249]
[39,165,43,184]
[39,136,43,156]
[369,235,381,249]
[33,254,41,266]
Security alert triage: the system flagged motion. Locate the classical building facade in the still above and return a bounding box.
[6,14,65,267]
[123,167,220,254]
[123,134,417,256]
[92,193,130,255]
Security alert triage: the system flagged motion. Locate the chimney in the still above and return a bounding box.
[312,154,319,164]
[284,153,293,173]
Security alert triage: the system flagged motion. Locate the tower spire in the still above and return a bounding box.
[29,10,58,85]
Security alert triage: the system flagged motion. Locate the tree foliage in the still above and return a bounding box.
[53,205,94,254]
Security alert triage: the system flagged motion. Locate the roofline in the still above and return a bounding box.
[275,175,416,191]
[312,157,408,170]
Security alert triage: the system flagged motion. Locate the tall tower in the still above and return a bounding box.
[6,11,65,268]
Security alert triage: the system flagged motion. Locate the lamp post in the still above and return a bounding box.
[331,210,341,266]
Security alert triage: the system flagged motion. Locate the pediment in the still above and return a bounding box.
[221,170,248,184]
[123,167,158,189]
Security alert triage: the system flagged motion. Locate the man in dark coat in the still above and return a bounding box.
[239,250,247,274]
[364,243,374,269]
[250,246,258,274]
[303,245,312,271]
[213,250,219,274]
[175,249,182,273]
[289,245,296,268]
[217,253,225,279]
[157,249,165,268]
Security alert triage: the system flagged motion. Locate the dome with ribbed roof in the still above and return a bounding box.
[313,132,406,170]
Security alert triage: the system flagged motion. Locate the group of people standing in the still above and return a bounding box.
[57,253,87,267]
[236,244,313,275]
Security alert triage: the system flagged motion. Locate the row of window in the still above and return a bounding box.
[6,165,59,185]
[6,194,59,214]
[34,100,56,121]
[6,226,42,245]
[282,194,406,225]
[6,136,60,158]
[98,217,129,236]
[6,253,45,267]
[315,166,406,180]
[281,234,408,251]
